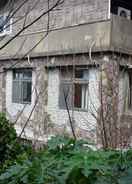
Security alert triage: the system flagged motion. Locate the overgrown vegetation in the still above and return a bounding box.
[0,113,32,173]
[0,135,132,183]
[0,113,132,184]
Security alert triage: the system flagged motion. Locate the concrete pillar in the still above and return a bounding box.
[98,56,119,148]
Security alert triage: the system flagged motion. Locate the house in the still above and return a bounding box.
[0,0,132,147]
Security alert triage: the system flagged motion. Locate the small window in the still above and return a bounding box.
[111,0,132,20]
[0,14,12,36]
[12,69,32,104]
[59,68,89,110]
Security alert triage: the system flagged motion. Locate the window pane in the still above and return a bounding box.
[81,84,88,109]
[0,16,4,33]
[23,71,32,79]
[74,83,88,109]
[13,70,32,80]
[12,81,21,103]
[13,71,22,79]
[59,83,72,109]
[74,83,82,108]
[22,81,32,103]
[4,16,11,32]
[75,69,83,78]
[59,69,89,110]
[128,71,132,109]
[12,69,32,104]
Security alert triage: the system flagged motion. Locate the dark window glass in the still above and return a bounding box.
[128,71,132,109]
[75,69,83,78]
[59,82,72,109]
[12,69,32,104]
[59,69,88,110]
[0,16,4,33]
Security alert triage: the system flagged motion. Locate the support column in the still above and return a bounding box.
[98,56,119,148]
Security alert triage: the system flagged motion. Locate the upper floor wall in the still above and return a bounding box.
[0,0,110,36]
[0,0,132,58]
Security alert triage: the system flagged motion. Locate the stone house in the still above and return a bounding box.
[0,0,132,146]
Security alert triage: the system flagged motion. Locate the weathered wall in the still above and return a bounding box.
[0,52,131,145]
[0,58,49,141]
[6,69,36,138]
[0,0,111,58]
[110,15,132,55]
[118,69,132,147]
[0,20,111,58]
[0,54,101,142]
[47,67,100,142]
[97,57,119,148]
[12,0,110,35]
[97,54,132,148]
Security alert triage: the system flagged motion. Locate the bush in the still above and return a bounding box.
[0,136,132,184]
[0,113,33,173]
[0,113,18,164]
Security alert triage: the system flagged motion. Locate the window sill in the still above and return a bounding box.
[124,109,132,115]
[12,102,31,105]
[74,108,88,112]
[59,107,88,112]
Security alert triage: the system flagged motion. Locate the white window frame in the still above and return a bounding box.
[0,13,12,36]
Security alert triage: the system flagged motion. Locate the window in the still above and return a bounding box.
[128,70,132,109]
[118,7,131,19]
[111,0,132,20]
[12,69,32,104]
[59,68,89,110]
[0,14,12,35]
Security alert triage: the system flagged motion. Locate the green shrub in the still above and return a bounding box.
[0,136,132,184]
[0,113,18,164]
[0,113,33,173]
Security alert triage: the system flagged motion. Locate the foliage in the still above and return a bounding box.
[0,113,33,172]
[0,113,18,164]
[0,135,132,184]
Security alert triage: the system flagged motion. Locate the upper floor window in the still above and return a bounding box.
[59,68,89,111]
[111,0,132,20]
[118,7,131,19]
[12,69,32,104]
[0,14,12,36]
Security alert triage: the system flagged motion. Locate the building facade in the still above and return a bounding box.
[0,0,132,147]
